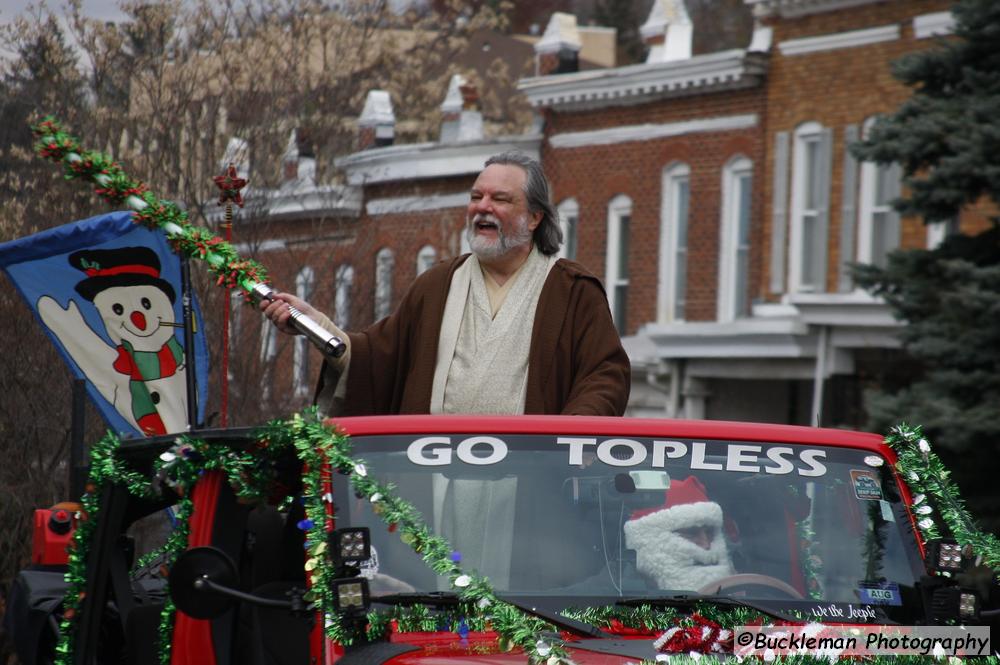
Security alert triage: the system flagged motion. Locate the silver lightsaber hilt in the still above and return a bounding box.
[250,283,347,359]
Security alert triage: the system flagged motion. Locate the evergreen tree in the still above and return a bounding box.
[852,0,1000,531]
[852,0,1000,221]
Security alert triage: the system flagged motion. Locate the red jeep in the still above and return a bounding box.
[6,416,997,664]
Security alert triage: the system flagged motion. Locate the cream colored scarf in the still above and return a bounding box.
[430,248,557,414]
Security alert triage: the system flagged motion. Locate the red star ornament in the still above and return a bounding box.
[213,164,247,207]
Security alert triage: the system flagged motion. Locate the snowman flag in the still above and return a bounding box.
[0,211,209,437]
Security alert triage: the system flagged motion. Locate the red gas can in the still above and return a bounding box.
[32,507,77,566]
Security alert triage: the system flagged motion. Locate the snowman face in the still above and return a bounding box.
[92,285,177,351]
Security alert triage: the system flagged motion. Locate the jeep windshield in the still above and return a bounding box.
[330,429,925,624]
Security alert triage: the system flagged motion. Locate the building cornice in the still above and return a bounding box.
[517,49,767,112]
[335,135,542,186]
[205,182,361,224]
[366,192,469,216]
[777,24,899,56]
[913,11,955,39]
[548,113,758,150]
[745,0,885,19]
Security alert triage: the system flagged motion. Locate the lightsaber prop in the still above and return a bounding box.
[249,283,346,358]
[32,117,346,361]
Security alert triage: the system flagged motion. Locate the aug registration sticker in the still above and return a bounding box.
[850,469,882,500]
[858,582,902,606]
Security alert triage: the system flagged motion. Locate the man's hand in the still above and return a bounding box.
[259,292,318,335]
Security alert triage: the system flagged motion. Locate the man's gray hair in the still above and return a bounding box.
[485,151,562,256]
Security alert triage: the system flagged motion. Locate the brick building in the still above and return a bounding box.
[243,0,981,428]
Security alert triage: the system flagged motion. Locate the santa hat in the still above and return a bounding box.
[625,476,723,534]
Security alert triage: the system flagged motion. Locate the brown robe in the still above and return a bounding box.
[316,254,631,416]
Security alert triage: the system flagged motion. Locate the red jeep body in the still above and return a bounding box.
[12,416,935,665]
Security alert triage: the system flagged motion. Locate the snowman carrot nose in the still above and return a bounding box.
[130,311,147,331]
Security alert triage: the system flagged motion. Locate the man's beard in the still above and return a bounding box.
[466,212,533,260]
[629,529,734,592]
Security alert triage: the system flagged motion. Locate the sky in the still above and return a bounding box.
[0,0,416,23]
[0,0,128,23]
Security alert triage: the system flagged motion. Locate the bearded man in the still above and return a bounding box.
[261,152,630,416]
[623,476,735,591]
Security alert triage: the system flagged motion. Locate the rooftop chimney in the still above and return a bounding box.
[220,136,249,179]
[535,12,581,76]
[440,74,483,143]
[282,129,316,184]
[641,0,693,63]
[358,89,395,150]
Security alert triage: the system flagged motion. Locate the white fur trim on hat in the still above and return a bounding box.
[624,500,723,535]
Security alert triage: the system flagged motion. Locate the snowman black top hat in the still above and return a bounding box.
[69,247,176,303]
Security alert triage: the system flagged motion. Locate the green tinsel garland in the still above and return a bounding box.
[54,427,289,665]
[885,424,1000,568]
[31,117,269,297]
[255,412,571,663]
[53,432,154,661]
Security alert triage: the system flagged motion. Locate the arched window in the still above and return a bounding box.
[374,248,395,320]
[557,198,579,260]
[718,156,753,322]
[335,264,354,330]
[857,117,901,268]
[606,194,632,334]
[293,266,314,397]
[789,121,832,293]
[658,164,690,323]
[416,245,437,276]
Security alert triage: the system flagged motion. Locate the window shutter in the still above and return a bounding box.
[769,131,790,294]
[813,127,834,293]
[839,124,859,292]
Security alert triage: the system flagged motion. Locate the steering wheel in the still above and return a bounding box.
[698,573,804,600]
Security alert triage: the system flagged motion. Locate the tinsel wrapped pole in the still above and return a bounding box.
[212,164,247,428]
[30,117,346,371]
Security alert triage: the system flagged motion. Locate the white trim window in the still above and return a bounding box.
[606,194,632,334]
[374,248,395,320]
[557,198,579,260]
[658,164,690,323]
[292,266,315,398]
[718,156,753,322]
[789,121,832,293]
[416,245,437,276]
[857,117,902,269]
[335,264,354,330]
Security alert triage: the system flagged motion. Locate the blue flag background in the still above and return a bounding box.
[0,211,209,437]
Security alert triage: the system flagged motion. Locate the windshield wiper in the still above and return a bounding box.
[495,595,613,639]
[617,593,808,624]
[372,591,461,607]
[374,592,611,639]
